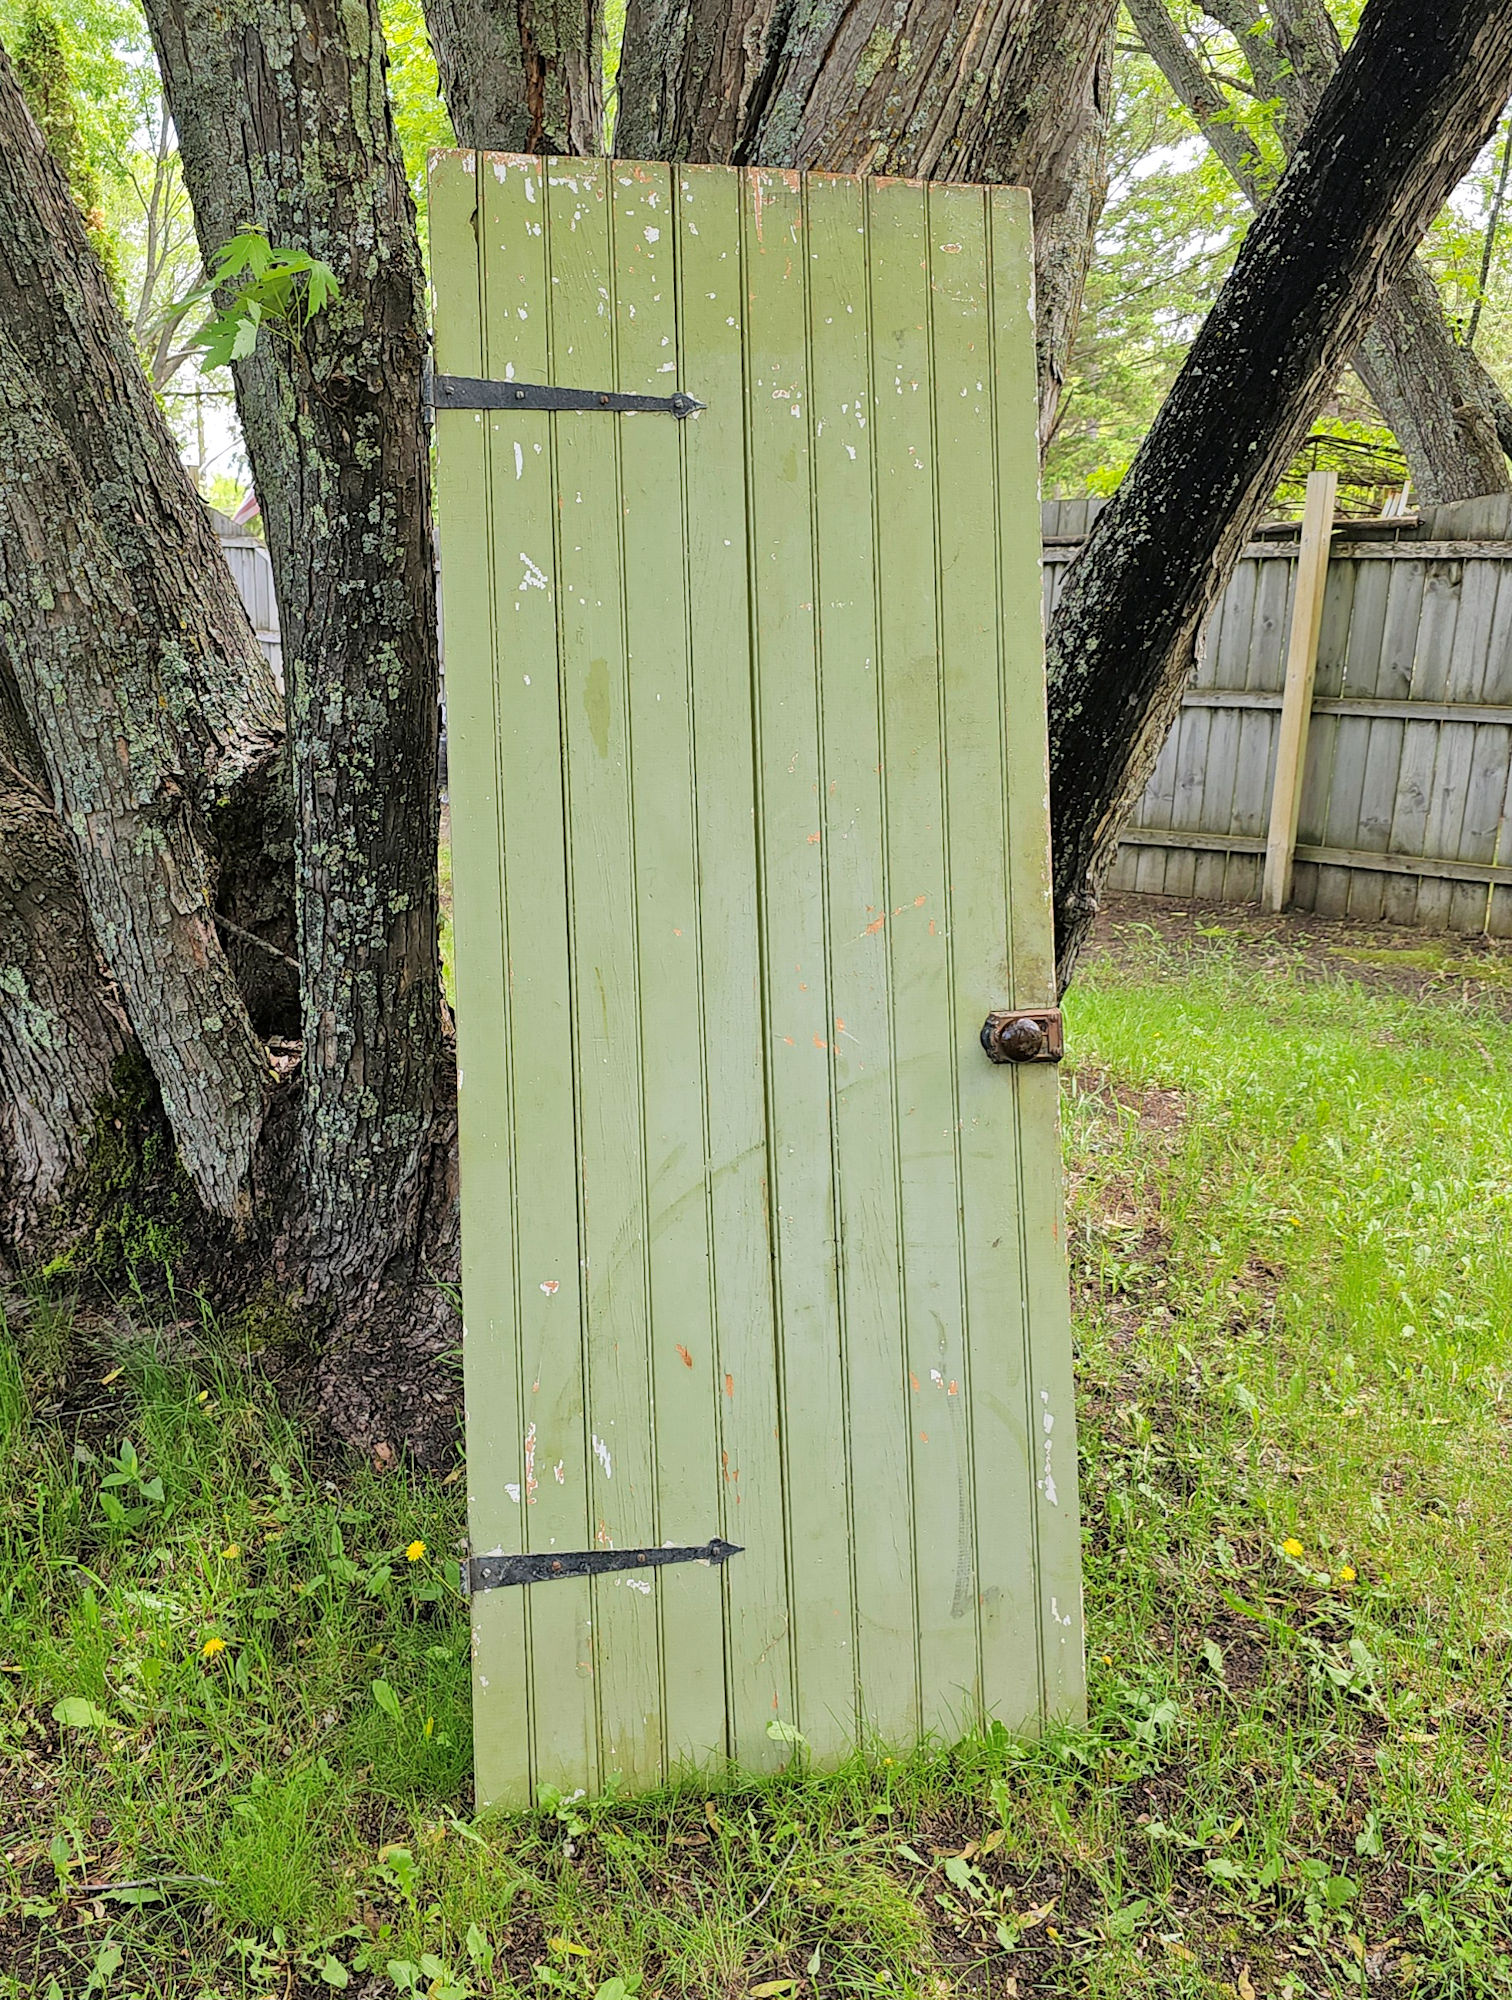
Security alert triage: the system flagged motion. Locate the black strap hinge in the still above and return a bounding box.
[430,373,703,419]
[464,1535,741,1595]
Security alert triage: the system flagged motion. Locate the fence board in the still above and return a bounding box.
[1038,501,1512,935]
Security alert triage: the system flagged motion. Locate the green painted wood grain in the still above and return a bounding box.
[542,156,664,1789]
[988,188,1085,1723]
[672,165,793,1773]
[930,181,1043,1722]
[866,175,983,1735]
[610,159,731,1777]
[480,153,599,1797]
[741,167,859,1764]
[428,150,532,1811]
[432,155,1084,1805]
[803,171,921,1750]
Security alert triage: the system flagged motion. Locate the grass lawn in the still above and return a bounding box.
[4,910,1512,1998]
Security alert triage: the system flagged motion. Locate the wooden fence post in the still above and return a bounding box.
[1262,468,1338,912]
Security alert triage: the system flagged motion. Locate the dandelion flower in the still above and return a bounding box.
[1338,1566,1357,1584]
[406,1540,426,1562]
[201,1636,227,1659]
[1282,1537,1304,1558]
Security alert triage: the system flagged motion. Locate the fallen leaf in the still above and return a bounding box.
[1237,1965,1257,2000]
[748,1983,798,1999]
[99,1368,123,1387]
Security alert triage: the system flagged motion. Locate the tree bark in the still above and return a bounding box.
[1049,0,1512,982]
[0,47,291,1218]
[425,0,603,152]
[1136,0,1512,501]
[144,0,456,1449]
[0,676,131,1265]
[615,0,1119,446]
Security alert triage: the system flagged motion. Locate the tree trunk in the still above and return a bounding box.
[1138,0,1511,501]
[0,323,273,1218]
[144,0,456,1452]
[425,0,603,152]
[0,678,131,1266]
[0,47,290,1218]
[1049,0,1512,981]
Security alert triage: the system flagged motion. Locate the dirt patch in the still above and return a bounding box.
[1089,891,1512,1015]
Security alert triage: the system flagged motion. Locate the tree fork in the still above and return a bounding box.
[1048,0,1512,983]
[1132,0,1510,502]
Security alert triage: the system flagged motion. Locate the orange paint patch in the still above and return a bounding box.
[948,1380,959,1396]
[724,1373,734,1399]
[919,1432,930,1443]
[909,1372,921,1392]
[864,915,886,936]
[807,831,821,845]
[914,895,926,907]
[676,1344,694,1368]
[813,1034,828,1051]
[784,1035,795,1046]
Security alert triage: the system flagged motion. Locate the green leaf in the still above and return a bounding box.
[319,1957,350,1988]
[52,1698,111,1729]
[371,1679,402,1723]
[764,1716,808,1750]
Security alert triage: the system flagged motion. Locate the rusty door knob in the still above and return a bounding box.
[980,1008,1064,1064]
[988,1015,1043,1060]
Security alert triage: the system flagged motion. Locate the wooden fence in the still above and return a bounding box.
[1044,491,1512,936]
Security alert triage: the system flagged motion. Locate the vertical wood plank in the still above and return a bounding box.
[742,166,859,1762]
[606,160,731,1779]
[804,170,921,1750]
[542,156,663,1789]
[930,180,1046,1727]
[673,163,792,1773]
[988,185,1084,1722]
[430,149,533,1812]
[1405,562,1465,929]
[481,152,599,1801]
[1263,469,1336,911]
[867,173,982,1734]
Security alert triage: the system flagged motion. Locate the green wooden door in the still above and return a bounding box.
[430,151,1084,1810]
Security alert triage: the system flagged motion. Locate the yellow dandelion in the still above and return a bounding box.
[1338,1566,1357,1584]
[406,1540,426,1563]
[201,1636,227,1659]
[221,1544,240,1560]
[1282,1537,1304,1558]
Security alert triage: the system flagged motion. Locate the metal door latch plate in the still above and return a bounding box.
[980,1008,1064,1064]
